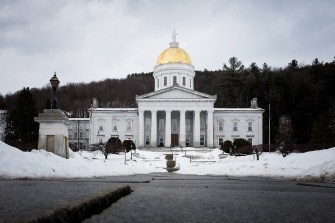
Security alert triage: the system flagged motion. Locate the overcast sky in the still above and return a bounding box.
[0,0,334,95]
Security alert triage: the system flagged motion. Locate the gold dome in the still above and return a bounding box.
[156,46,192,66]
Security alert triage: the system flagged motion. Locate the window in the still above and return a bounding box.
[145,118,151,130]
[218,120,224,132]
[248,138,252,145]
[172,119,178,131]
[219,138,224,146]
[200,118,205,130]
[186,137,190,147]
[183,77,186,86]
[146,136,150,145]
[112,119,118,131]
[173,76,177,85]
[248,122,253,132]
[157,79,159,88]
[159,138,164,147]
[164,77,167,86]
[233,122,238,132]
[74,132,77,138]
[200,135,205,146]
[186,119,191,131]
[80,132,83,138]
[159,119,165,131]
[127,120,132,131]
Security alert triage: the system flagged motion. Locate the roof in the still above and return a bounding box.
[69,118,90,121]
[214,108,264,112]
[136,85,217,101]
[90,108,138,112]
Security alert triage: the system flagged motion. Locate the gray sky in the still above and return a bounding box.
[0,0,334,95]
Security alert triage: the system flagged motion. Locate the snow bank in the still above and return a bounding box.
[1,140,335,181]
[177,148,335,181]
[0,140,164,179]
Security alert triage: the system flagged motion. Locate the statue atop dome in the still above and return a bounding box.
[170,29,179,48]
[172,29,177,42]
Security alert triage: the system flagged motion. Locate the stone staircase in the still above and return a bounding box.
[139,147,218,171]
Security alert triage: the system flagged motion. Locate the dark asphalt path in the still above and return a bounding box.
[1,174,335,223]
[85,174,335,223]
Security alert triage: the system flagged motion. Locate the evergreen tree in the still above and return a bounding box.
[287,59,299,70]
[0,94,6,109]
[261,63,271,74]
[248,62,260,76]
[223,57,244,73]
[4,87,38,150]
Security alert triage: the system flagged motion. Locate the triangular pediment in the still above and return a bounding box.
[136,85,216,100]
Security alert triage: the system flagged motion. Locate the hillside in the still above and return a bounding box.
[1,58,335,145]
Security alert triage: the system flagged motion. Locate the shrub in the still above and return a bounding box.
[221,140,233,153]
[122,139,136,152]
[105,137,122,159]
[233,138,251,154]
[235,145,253,155]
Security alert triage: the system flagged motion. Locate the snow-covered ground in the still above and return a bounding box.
[1,140,335,181]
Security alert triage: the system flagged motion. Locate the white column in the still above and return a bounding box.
[165,110,172,147]
[193,110,200,147]
[207,110,214,148]
[138,110,144,147]
[150,110,157,147]
[179,110,186,147]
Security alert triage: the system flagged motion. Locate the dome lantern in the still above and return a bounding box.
[156,30,192,66]
[153,31,195,91]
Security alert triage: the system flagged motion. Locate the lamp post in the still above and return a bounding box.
[50,72,60,109]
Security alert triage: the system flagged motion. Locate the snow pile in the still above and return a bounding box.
[1,140,335,181]
[177,149,335,180]
[0,140,165,179]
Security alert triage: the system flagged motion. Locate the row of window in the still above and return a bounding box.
[157,76,192,88]
[218,120,253,132]
[69,132,89,139]
[144,118,254,133]
[69,124,89,129]
[145,118,207,132]
[144,135,207,146]
[112,120,133,131]
[98,120,133,132]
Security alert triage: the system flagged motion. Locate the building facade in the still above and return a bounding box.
[89,32,264,148]
[68,118,90,150]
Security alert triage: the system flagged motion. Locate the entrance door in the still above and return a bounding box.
[171,134,179,147]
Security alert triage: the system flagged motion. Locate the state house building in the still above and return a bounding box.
[88,32,264,148]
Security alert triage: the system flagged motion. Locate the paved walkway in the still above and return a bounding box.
[1,174,335,223]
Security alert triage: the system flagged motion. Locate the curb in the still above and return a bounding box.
[26,185,132,223]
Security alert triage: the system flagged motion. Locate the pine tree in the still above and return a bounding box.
[4,87,38,151]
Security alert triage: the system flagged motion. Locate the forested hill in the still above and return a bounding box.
[1,57,335,145]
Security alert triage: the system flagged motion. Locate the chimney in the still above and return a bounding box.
[92,98,98,108]
[250,98,258,108]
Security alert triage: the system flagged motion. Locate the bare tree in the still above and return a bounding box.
[252,145,263,160]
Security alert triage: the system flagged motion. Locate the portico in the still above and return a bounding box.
[137,109,214,148]
[136,85,216,148]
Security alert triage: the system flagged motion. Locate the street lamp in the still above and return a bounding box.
[50,72,60,109]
